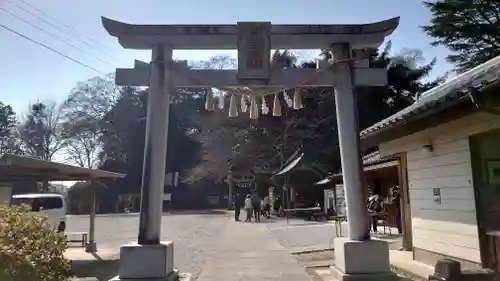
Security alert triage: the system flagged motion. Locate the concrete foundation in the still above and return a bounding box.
[85,242,97,253]
[331,238,397,281]
[109,241,178,281]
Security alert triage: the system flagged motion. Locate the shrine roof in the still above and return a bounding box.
[101,17,399,50]
[360,54,500,145]
[314,151,399,185]
[273,152,304,176]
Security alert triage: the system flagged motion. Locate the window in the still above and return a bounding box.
[11,196,62,211]
[11,197,33,207]
[35,197,63,210]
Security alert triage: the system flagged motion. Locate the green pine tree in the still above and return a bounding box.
[422,0,500,72]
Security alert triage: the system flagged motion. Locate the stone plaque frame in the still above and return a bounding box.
[236,22,271,84]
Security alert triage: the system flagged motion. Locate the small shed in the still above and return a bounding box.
[0,154,125,253]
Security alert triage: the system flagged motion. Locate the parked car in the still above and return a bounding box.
[11,193,67,232]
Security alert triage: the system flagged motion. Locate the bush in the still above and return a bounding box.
[0,204,70,281]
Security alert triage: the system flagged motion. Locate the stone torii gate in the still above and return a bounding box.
[102,17,399,281]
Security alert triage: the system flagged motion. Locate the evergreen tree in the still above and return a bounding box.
[0,101,21,154]
[241,45,445,172]
[422,0,500,72]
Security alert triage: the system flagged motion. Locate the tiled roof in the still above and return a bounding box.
[314,151,397,184]
[361,150,397,165]
[360,54,500,139]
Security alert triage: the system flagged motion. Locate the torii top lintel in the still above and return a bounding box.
[101,17,399,50]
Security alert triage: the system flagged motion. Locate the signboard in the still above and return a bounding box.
[237,22,271,83]
[335,184,346,216]
[324,189,335,214]
[433,188,441,205]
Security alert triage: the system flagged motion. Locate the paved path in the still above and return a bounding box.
[196,220,312,281]
[266,219,338,252]
[66,212,228,279]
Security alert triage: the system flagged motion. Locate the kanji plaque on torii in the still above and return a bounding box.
[101,16,400,281]
[236,22,271,84]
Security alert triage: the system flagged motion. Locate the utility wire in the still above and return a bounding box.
[0,22,107,75]
[0,7,117,68]
[4,0,126,65]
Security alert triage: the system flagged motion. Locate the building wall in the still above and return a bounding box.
[378,112,500,266]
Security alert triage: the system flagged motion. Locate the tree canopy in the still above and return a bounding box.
[96,84,204,193]
[18,101,67,161]
[422,0,500,72]
[200,45,445,177]
[0,102,20,155]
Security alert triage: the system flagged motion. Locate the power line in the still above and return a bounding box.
[4,0,126,65]
[0,22,107,75]
[0,7,117,68]
[11,0,121,58]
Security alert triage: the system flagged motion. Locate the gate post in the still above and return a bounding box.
[330,42,395,281]
[111,44,177,281]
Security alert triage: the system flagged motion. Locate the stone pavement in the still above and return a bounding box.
[196,220,313,281]
[67,212,228,279]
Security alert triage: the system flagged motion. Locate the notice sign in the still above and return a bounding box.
[236,22,271,83]
[433,188,441,205]
[335,184,346,216]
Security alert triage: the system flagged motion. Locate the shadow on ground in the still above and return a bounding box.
[71,254,119,281]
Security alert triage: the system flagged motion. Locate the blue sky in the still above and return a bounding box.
[0,0,451,114]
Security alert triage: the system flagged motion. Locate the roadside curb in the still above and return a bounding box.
[304,263,333,269]
[291,247,334,255]
[390,265,428,281]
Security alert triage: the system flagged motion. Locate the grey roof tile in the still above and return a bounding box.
[360,55,500,138]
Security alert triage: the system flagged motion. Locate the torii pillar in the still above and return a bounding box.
[102,16,400,281]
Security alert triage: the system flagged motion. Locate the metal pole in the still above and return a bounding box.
[85,179,97,252]
[332,43,370,241]
[138,44,172,245]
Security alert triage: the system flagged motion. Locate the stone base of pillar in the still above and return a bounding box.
[84,242,97,253]
[109,241,178,281]
[330,238,398,281]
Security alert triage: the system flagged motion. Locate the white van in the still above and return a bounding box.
[11,193,67,233]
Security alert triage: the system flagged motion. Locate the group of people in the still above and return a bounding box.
[367,185,402,235]
[233,191,273,222]
[232,185,403,234]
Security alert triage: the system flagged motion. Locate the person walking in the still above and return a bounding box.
[262,195,271,218]
[392,186,403,235]
[233,192,244,221]
[274,196,282,216]
[367,194,383,234]
[251,192,261,222]
[244,194,253,222]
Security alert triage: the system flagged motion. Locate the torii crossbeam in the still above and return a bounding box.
[115,59,387,88]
